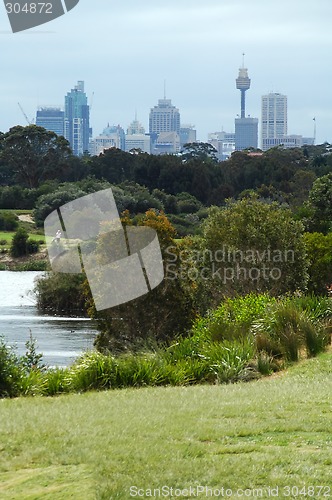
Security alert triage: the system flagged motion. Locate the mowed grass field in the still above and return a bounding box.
[0,352,331,499]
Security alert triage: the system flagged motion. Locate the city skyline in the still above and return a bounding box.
[4,72,324,150]
[0,0,331,145]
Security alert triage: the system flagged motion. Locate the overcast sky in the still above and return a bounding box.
[0,0,331,146]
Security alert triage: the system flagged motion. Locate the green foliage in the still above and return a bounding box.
[304,232,332,294]
[0,337,22,398]
[35,272,87,314]
[20,332,45,373]
[91,211,197,351]
[203,196,308,298]
[0,211,18,231]
[9,227,40,257]
[43,368,69,396]
[33,184,87,226]
[193,293,275,343]
[0,125,72,188]
[10,227,28,257]
[307,173,332,233]
[290,293,332,321]
[1,292,331,399]
[251,299,331,362]
[181,142,218,163]
[63,337,257,393]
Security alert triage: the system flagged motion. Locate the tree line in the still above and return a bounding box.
[1,125,332,210]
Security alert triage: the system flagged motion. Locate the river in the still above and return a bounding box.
[0,271,97,367]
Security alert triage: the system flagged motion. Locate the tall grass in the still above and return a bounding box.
[1,294,331,399]
[252,300,331,362]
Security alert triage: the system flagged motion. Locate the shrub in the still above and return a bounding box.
[0,338,22,398]
[256,351,280,375]
[10,227,29,257]
[44,368,70,396]
[35,272,87,315]
[192,293,275,343]
[26,239,40,254]
[10,228,40,257]
[251,300,331,362]
[0,211,18,231]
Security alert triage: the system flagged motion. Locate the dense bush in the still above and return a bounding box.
[10,227,40,257]
[0,338,22,398]
[304,232,332,294]
[203,196,309,299]
[35,272,88,314]
[0,211,18,231]
[191,293,331,363]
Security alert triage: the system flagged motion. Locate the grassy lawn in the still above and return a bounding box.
[0,232,45,245]
[0,352,331,499]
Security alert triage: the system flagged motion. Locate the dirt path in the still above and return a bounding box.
[17,214,34,224]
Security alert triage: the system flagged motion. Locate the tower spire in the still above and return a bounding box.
[236,54,251,119]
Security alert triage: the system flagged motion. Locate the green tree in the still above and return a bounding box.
[86,210,197,352]
[304,232,332,294]
[0,125,72,188]
[10,227,29,257]
[202,196,308,298]
[33,184,87,226]
[307,173,332,234]
[181,142,218,163]
[10,227,40,257]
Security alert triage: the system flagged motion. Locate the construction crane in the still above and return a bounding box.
[17,102,34,125]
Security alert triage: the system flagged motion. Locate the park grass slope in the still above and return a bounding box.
[0,351,331,499]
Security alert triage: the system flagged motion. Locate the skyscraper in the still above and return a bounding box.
[64,81,90,155]
[234,58,258,151]
[261,93,287,151]
[36,107,64,137]
[149,97,180,136]
[125,116,151,154]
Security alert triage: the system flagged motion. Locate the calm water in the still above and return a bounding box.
[0,271,96,367]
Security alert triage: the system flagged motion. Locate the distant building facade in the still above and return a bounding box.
[235,117,258,151]
[90,124,125,156]
[64,81,90,155]
[149,97,181,154]
[149,98,180,136]
[261,92,287,151]
[208,131,235,161]
[125,117,151,153]
[180,124,197,149]
[152,132,180,155]
[263,135,315,150]
[127,116,145,135]
[36,107,64,136]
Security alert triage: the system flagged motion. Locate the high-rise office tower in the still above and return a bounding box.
[36,107,64,137]
[64,81,90,155]
[261,92,287,151]
[149,97,181,136]
[234,57,258,151]
[179,124,197,148]
[125,116,151,154]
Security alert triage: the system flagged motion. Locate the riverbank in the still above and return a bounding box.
[0,250,48,271]
[0,271,96,366]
